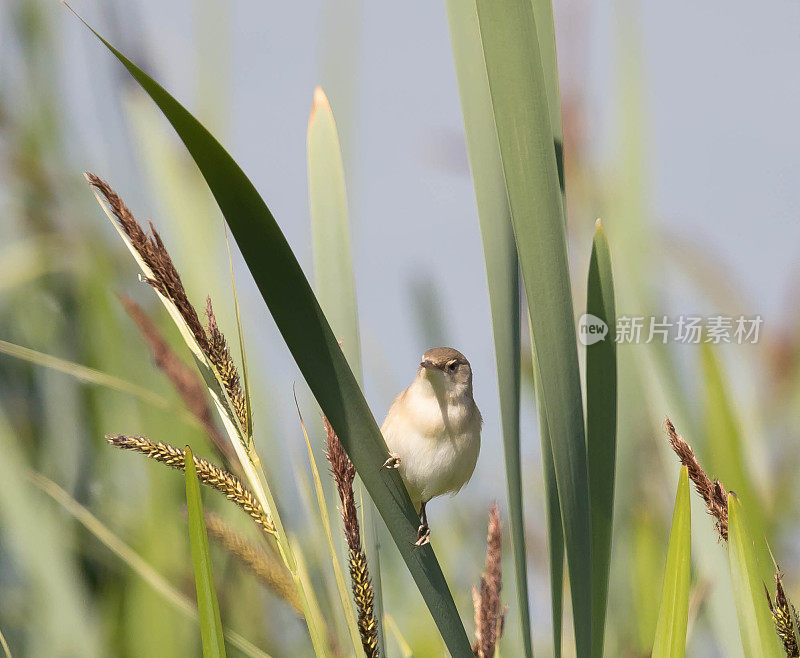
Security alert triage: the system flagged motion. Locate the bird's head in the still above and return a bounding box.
[416,347,473,401]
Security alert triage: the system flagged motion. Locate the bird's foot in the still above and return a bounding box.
[414,523,431,546]
[382,454,401,469]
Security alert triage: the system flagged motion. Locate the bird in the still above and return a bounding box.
[380,347,482,546]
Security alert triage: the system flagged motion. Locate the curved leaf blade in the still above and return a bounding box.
[652,466,691,658]
[728,494,782,657]
[184,446,226,658]
[586,220,617,657]
[74,13,472,655]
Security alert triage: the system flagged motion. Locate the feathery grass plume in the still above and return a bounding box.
[87,173,249,439]
[766,570,800,657]
[205,297,248,432]
[119,294,235,466]
[203,511,301,615]
[324,417,379,658]
[86,173,209,353]
[106,435,275,536]
[472,503,506,658]
[665,417,729,540]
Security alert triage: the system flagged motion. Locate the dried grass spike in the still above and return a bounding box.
[107,435,275,536]
[119,295,235,466]
[665,417,729,540]
[767,570,800,657]
[324,418,379,658]
[206,297,249,432]
[203,511,301,615]
[86,173,209,354]
[472,503,505,658]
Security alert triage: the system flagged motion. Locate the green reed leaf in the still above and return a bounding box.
[652,466,691,658]
[586,220,617,657]
[184,446,226,658]
[728,494,782,657]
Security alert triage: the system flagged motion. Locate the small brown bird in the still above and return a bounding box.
[381,347,482,545]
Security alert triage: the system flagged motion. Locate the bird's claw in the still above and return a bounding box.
[382,454,401,469]
[414,524,430,546]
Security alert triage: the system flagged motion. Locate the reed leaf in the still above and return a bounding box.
[75,13,472,654]
[728,494,782,657]
[652,467,691,658]
[307,86,384,656]
[444,3,530,654]
[586,220,617,657]
[701,344,765,542]
[472,0,591,652]
[184,446,226,658]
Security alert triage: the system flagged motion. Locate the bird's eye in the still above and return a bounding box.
[446,361,458,373]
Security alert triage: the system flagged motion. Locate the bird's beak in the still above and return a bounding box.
[420,360,435,370]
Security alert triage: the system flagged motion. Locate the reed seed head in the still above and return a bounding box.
[88,174,249,440]
[472,503,505,658]
[205,297,248,432]
[203,511,301,615]
[106,434,275,536]
[323,417,379,658]
[766,570,800,657]
[86,173,209,354]
[119,294,235,467]
[665,417,728,540]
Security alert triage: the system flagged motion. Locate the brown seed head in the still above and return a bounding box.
[106,434,275,536]
[665,417,728,540]
[472,503,505,658]
[323,417,379,657]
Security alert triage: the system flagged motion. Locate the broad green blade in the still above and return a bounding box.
[727,494,782,657]
[701,344,764,540]
[443,3,530,655]
[473,0,591,653]
[307,86,362,381]
[184,447,226,658]
[652,467,691,658]
[530,315,564,658]
[77,16,472,655]
[537,367,564,658]
[586,220,617,657]
[307,86,384,656]
[530,0,564,194]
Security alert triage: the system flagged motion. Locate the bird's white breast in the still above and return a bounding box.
[381,383,481,508]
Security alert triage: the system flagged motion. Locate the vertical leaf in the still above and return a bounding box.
[473,0,591,653]
[443,3,530,655]
[307,85,384,656]
[536,365,564,658]
[184,446,226,658]
[652,467,691,658]
[307,86,363,381]
[701,343,764,541]
[586,220,617,657]
[727,494,782,657]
